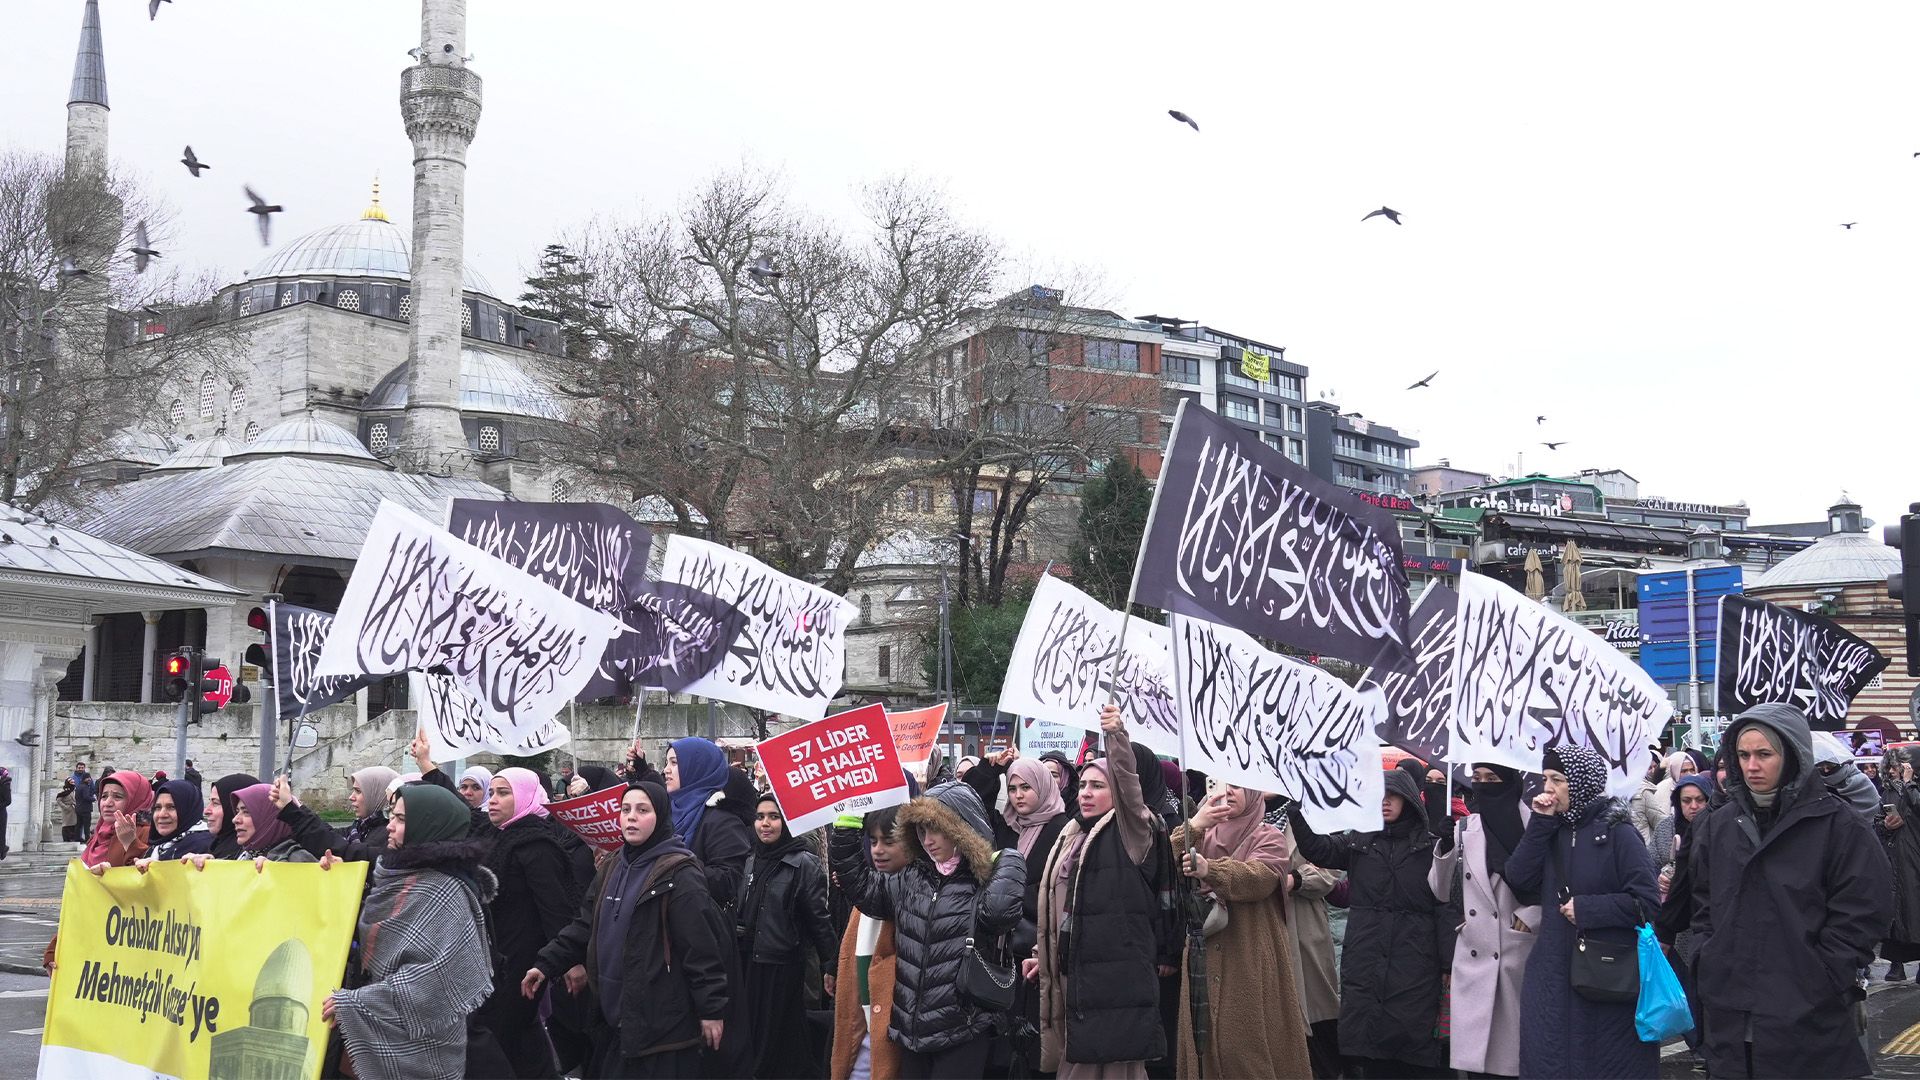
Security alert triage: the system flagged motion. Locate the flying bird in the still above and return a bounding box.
[1168,110,1200,132]
[180,146,209,177]
[244,185,283,246]
[1535,415,1548,424]
[1362,206,1403,224]
[148,0,170,20]
[130,220,160,273]
[1406,370,1438,390]
[748,255,782,285]
[1541,441,1567,450]
[1839,222,1857,229]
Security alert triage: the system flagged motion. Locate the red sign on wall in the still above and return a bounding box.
[204,665,235,709]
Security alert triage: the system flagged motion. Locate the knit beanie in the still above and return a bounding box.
[397,783,471,847]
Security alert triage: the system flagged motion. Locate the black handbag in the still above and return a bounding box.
[1555,833,1640,1003]
[957,882,1017,1012]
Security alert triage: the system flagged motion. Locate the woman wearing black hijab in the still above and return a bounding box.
[1428,763,1541,1078]
[1037,750,1079,806]
[736,794,837,1079]
[206,773,260,860]
[527,782,732,1079]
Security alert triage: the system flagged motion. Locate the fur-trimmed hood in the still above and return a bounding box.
[895,781,997,879]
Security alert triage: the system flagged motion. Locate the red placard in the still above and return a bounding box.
[548,786,627,853]
[758,703,911,833]
[885,703,947,775]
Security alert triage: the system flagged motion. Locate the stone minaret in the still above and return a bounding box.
[398,0,482,473]
[65,0,109,181]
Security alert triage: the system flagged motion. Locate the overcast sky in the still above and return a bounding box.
[6,2,1917,530]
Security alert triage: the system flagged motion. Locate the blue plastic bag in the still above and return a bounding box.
[1635,922,1692,1042]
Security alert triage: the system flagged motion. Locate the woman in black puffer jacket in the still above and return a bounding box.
[831,780,1025,1078]
[1289,766,1451,1078]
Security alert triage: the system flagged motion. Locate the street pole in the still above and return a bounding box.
[173,695,189,776]
[260,597,280,778]
[1684,567,1701,746]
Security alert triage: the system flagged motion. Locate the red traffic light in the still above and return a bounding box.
[247,606,271,632]
[165,654,189,677]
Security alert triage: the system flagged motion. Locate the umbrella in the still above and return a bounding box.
[1562,540,1586,612]
[1524,549,1546,601]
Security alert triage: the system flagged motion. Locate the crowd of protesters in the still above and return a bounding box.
[40,700,1905,1079]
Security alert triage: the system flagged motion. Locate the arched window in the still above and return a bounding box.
[197,373,215,417]
[238,293,253,316]
[551,476,573,502]
[229,386,246,416]
[244,421,261,444]
[337,289,361,312]
[279,290,296,308]
[859,593,873,626]
[368,422,390,455]
[397,295,412,320]
[495,315,508,340]
[478,425,500,455]
[460,306,473,334]
[168,399,185,425]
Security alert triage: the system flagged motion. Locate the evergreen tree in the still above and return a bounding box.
[1068,454,1154,611]
[518,242,596,357]
[922,598,1031,705]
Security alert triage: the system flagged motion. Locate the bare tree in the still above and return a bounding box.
[535,171,1147,597]
[0,149,244,507]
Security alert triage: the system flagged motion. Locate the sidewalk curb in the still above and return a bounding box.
[0,961,46,978]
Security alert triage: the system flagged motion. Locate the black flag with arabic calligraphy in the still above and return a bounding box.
[1133,401,1414,666]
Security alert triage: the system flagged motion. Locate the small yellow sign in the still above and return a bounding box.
[1241,350,1270,383]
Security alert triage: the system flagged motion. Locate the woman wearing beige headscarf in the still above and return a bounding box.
[1172,785,1311,1080]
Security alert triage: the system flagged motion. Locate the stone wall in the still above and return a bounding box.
[47,696,781,823]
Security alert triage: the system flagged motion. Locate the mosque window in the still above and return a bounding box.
[230,386,246,415]
[551,477,573,502]
[337,289,361,312]
[461,306,474,334]
[279,290,296,308]
[168,399,185,424]
[495,315,508,340]
[198,372,215,418]
[859,593,873,626]
[238,293,253,316]
[478,424,501,455]
[368,423,390,455]
[244,421,261,444]
[397,295,412,320]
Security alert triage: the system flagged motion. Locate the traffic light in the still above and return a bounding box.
[194,653,224,717]
[161,649,193,702]
[242,606,271,701]
[1888,502,1920,676]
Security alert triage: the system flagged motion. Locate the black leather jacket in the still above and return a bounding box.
[735,846,838,967]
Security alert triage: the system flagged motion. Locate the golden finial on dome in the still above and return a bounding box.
[361,174,389,222]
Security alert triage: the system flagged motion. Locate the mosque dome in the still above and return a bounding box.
[148,433,232,474]
[1750,530,1900,591]
[224,415,384,468]
[243,184,496,296]
[249,939,313,1033]
[364,347,563,421]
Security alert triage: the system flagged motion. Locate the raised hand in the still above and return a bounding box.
[1099,703,1123,735]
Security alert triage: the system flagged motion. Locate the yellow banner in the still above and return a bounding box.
[1241,349,1270,382]
[40,859,367,1080]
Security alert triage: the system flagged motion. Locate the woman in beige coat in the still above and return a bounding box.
[1282,831,1343,1078]
[1172,785,1312,1080]
[1427,763,1542,1079]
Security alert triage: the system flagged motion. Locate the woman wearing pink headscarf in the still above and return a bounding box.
[476,766,584,1077]
[1002,755,1072,1073]
[45,770,154,973]
[1172,785,1312,1079]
